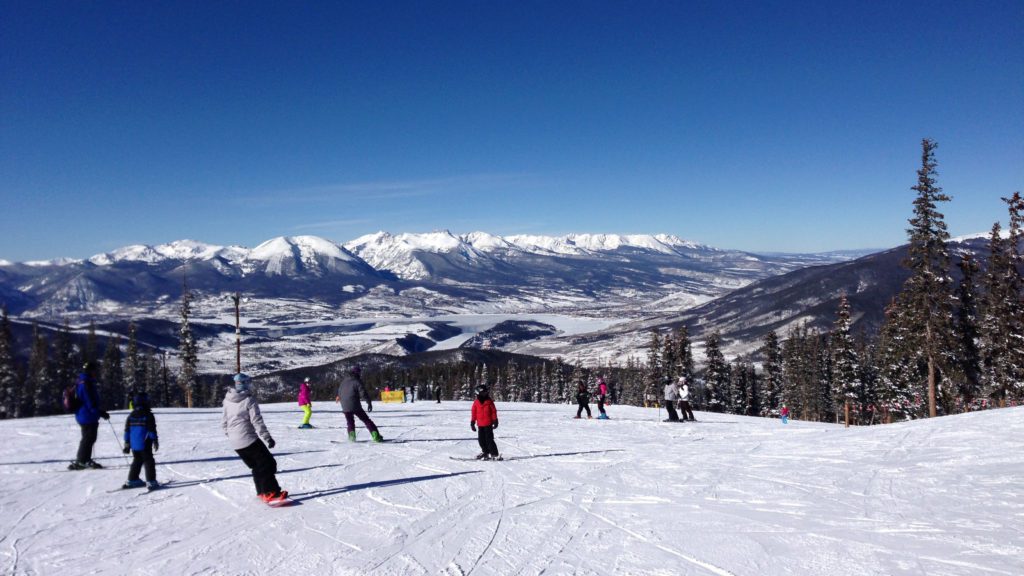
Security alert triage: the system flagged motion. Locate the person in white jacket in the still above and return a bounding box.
[678,376,696,422]
[222,373,285,503]
[662,379,681,422]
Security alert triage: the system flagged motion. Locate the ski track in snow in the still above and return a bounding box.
[0,404,1022,575]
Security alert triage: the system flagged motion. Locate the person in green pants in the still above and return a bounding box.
[298,377,313,429]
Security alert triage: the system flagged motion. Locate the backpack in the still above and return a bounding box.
[63,384,82,413]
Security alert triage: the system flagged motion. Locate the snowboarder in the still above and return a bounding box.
[663,378,681,422]
[69,362,110,470]
[122,391,159,489]
[780,404,790,425]
[222,373,287,504]
[574,382,592,419]
[434,383,442,404]
[337,365,382,442]
[595,375,610,419]
[678,376,696,422]
[470,385,500,460]
[297,377,313,429]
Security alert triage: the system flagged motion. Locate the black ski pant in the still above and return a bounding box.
[597,396,607,415]
[236,439,281,495]
[76,423,99,463]
[344,408,378,434]
[679,400,695,421]
[576,401,591,418]
[664,400,680,421]
[477,424,499,457]
[128,443,157,482]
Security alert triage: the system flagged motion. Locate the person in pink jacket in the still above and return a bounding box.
[595,375,610,420]
[298,377,313,429]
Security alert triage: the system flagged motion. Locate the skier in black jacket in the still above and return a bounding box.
[574,382,592,419]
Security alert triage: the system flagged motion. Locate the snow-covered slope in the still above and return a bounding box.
[1,403,1020,575]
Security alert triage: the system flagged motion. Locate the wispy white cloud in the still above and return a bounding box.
[245,173,535,205]
[292,218,374,231]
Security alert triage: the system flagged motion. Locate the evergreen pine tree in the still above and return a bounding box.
[644,331,663,406]
[123,321,142,398]
[981,222,1014,406]
[675,326,695,385]
[855,332,880,423]
[0,307,19,419]
[747,362,761,416]
[177,284,198,408]
[29,324,56,416]
[954,254,983,409]
[661,333,677,384]
[702,332,728,412]
[831,294,861,420]
[876,300,921,421]
[1000,192,1024,400]
[759,331,783,416]
[101,335,123,409]
[84,321,98,365]
[900,138,955,417]
[53,321,78,397]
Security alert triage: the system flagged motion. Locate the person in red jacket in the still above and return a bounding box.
[470,385,501,460]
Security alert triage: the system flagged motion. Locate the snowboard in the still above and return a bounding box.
[330,439,389,444]
[106,480,172,494]
[264,492,293,507]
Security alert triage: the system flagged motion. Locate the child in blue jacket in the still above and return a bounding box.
[122,391,159,489]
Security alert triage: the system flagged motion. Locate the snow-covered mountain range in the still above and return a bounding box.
[0,231,876,371]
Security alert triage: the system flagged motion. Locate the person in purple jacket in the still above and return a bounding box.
[69,362,110,470]
[298,377,313,429]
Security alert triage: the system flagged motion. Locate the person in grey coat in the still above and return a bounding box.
[663,379,681,422]
[222,373,284,501]
[337,365,382,442]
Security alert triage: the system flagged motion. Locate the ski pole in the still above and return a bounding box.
[107,418,130,466]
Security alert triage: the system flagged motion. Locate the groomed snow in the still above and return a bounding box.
[1,403,1021,575]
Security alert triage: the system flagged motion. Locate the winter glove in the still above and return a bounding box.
[123,444,131,455]
[100,411,110,421]
[153,441,159,453]
[492,419,498,430]
[366,402,373,412]
[267,437,276,449]
[471,422,477,432]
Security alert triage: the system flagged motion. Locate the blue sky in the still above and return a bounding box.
[1,1,1021,261]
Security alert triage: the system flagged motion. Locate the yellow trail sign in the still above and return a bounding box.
[381,391,405,403]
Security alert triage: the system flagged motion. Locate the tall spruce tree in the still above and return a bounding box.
[1000,192,1024,400]
[100,335,123,409]
[876,300,921,421]
[123,322,142,398]
[29,325,56,416]
[954,254,983,409]
[831,294,861,420]
[0,308,18,419]
[675,326,695,385]
[84,321,98,365]
[53,321,78,395]
[900,138,955,417]
[759,331,783,416]
[177,284,199,408]
[702,332,729,412]
[644,331,663,405]
[981,223,1014,406]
